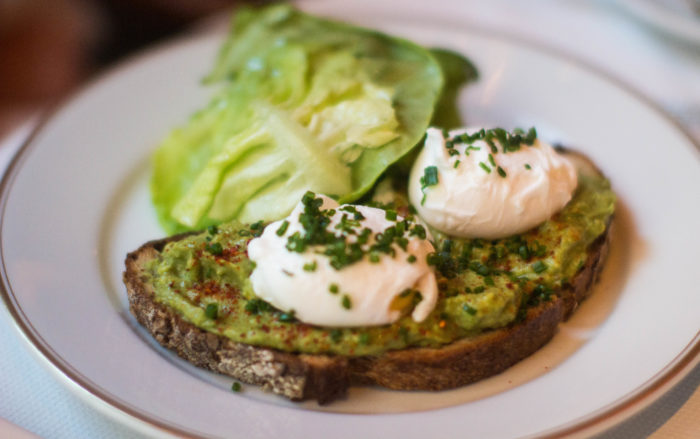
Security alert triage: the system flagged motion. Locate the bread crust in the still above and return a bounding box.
[123,150,613,404]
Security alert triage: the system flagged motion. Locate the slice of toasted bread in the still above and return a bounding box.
[124,150,612,404]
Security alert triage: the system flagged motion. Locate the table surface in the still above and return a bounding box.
[1,0,699,437]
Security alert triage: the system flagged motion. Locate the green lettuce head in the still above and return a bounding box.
[151,5,470,233]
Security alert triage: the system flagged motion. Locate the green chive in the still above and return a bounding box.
[485,137,498,153]
[245,298,270,315]
[479,162,492,173]
[488,153,496,167]
[525,127,537,145]
[453,160,461,168]
[497,166,507,178]
[330,329,342,343]
[207,225,218,235]
[205,303,218,319]
[303,261,317,272]
[231,382,242,392]
[369,253,380,263]
[525,163,532,170]
[407,254,417,263]
[409,224,427,239]
[329,283,339,294]
[422,166,439,187]
[484,276,495,286]
[532,260,548,273]
[279,310,296,322]
[519,245,530,260]
[205,242,223,255]
[385,210,397,221]
[276,220,289,236]
[341,295,352,310]
[359,333,370,345]
[462,303,478,315]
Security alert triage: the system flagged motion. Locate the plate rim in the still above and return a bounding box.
[1,14,699,439]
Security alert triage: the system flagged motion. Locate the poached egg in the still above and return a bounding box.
[409,127,577,239]
[247,194,438,327]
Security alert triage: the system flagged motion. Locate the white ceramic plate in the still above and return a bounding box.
[615,0,700,45]
[1,3,699,439]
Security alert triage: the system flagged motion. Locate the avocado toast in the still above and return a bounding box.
[124,149,614,403]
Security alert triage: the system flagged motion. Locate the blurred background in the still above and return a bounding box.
[1,0,699,140]
[0,0,267,137]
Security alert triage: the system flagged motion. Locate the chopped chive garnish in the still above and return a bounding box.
[329,283,339,294]
[250,220,264,236]
[341,295,352,310]
[205,303,218,319]
[358,333,370,344]
[407,254,417,263]
[479,162,492,173]
[421,166,439,187]
[484,276,495,286]
[279,191,429,273]
[278,310,296,322]
[525,163,532,170]
[532,260,548,273]
[419,166,439,206]
[486,137,498,153]
[453,159,460,168]
[276,220,289,236]
[205,242,223,255]
[462,303,478,315]
[470,261,490,276]
[524,127,537,145]
[245,298,271,315]
[207,225,218,235]
[497,166,507,178]
[519,245,530,260]
[409,224,426,239]
[488,153,496,167]
[330,329,342,343]
[231,382,242,392]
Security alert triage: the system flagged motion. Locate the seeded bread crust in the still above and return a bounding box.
[123,150,612,404]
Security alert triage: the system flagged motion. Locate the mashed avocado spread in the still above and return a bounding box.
[144,173,614,356]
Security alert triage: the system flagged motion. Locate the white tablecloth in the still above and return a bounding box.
[1,1,698,437]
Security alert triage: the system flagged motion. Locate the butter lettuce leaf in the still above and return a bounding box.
[152,5,444,233]
[429,48,478,130]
